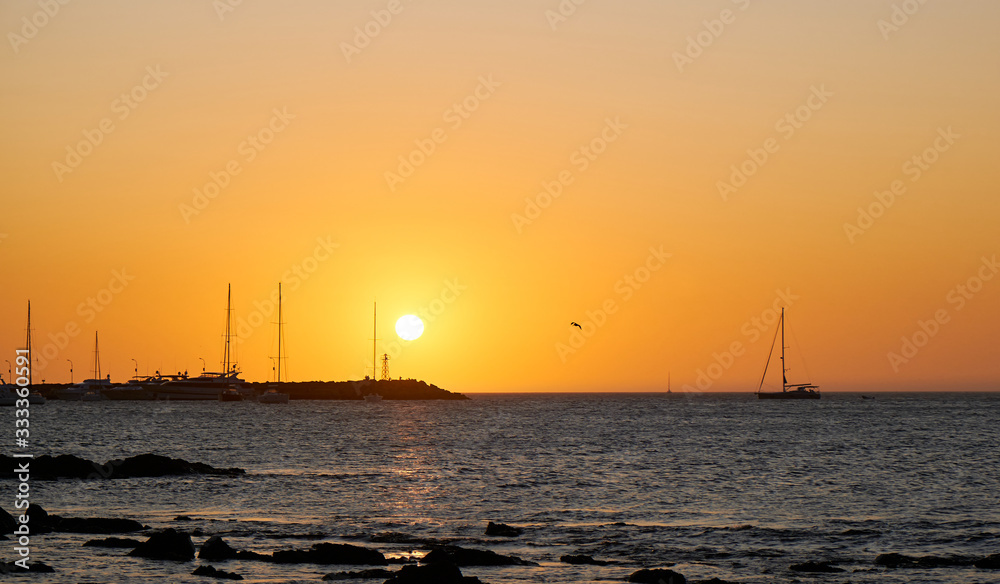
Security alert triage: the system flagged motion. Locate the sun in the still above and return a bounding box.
[395,314,424,341]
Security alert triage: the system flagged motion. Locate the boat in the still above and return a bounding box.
[756,308,821,400]
[258,283,290,404]
[54,332,110,401]
[156,285,249,401]
[3,302,46,405]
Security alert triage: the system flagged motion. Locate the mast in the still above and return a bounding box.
[277,283,282,383]
[94,331,101,380]
[780,307,787,392]
[372,301,377,380]
[223,284,232,375]
[25,301,32,387]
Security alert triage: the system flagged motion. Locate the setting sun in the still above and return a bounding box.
[395,315,424,341]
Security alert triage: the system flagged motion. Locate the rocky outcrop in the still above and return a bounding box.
[0,453,244,480]
[128,529,196,561]
[192,565,244,580]
[20,504,143,534]
[199,536,240,561]
[484,522,522,537]
[0,561,55,574]
[975,554,1000,569]
[422,545,536,567]
[384,561,483,583]
[628,568,687,584]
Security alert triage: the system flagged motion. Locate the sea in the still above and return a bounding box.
[6,392,1000,583]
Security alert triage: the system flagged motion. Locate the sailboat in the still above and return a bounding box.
[156,285,247,400]
[756,308,820,400]
[55,332,110,401]
[2,301,45,405]
[258,283,290,404]
[363,301,383,402]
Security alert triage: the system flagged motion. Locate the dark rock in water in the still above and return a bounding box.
[384,561,483,584]
[0,453,244,480]
[235,550,272,562]
[199,536,239,561]
[192,565,244,580]
[875,553,916,568]
[0,561,55,573]
[128,528,196,561]
[83,537,143,548]
[322,568,395,580]
[175,515,194,521]
[629,568,687,584]
[0,507,16,533]
[56,516,145,534]
[560,554,614,566]
[790,561,845,573]
[975,554,1000,569]
[484,521,522,537]
[422,545,536,566]
[271,542,387,565]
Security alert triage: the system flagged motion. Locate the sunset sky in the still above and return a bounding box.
[1,0,998,392]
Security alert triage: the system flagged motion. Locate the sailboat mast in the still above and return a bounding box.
[372,301,377,380]
[94,331,101,380]
[780,307,786,391]
[277,283,282,383]
[26,301,32,387]
[223,284,232,375]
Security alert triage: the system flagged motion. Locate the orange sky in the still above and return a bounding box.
[1,0,998,392]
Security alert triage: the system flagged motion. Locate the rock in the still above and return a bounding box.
[192,565,244,580]
[628,568,687,584]
[83,537,143,548]
[0,508,16,533]
[422,545,536,566]
[975,554,1000,569]
[0,453,244,480]
[235,550,272,562]
[55,516,145,534]
[384,561,483,583]
[322,568,395,580]
[875,553,916,568]
[175,515,194,521]
[484,521,522,537]
[128,528,196,561]
[199,536,239,561]
[790,561,845,573]
[560,554,614,566]
[271,542,387,565]
[0,561,55,573]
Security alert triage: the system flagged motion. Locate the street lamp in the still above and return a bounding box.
[4,360,10,384]
[131,358,138,379]
[198,357,206,373]
[67,359,74,384]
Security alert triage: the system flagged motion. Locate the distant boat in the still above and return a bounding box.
[258,283,290,404]
[756,308,820,400]
[157,285,248,401]
[55,332,109,401]
[4,302,45,405]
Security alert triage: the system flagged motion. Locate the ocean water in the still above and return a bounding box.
[6,392,1000,583]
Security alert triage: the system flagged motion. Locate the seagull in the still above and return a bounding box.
[570,322,582,329]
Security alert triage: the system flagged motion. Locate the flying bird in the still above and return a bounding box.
[570,322,582,329]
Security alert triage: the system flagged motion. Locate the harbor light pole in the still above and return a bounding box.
[67,359,73,383]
